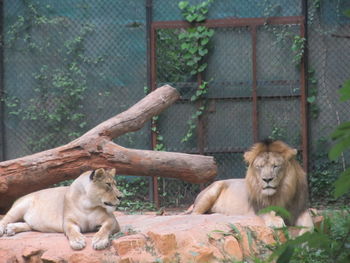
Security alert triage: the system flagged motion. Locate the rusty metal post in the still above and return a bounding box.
[300,0,309,172]
[251,25,259,143]
[146,0,160,208]
[0,0,5,161]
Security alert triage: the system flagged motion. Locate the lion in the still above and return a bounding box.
[0,168,122,250]
[189,140,314,233]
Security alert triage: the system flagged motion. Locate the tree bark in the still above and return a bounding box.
[0,85,217,213]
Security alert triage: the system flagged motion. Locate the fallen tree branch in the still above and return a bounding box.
[0,85,217,213]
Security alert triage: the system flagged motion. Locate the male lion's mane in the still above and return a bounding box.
[244,139,309,225]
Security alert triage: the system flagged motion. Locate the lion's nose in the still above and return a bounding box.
[263,178,273,183]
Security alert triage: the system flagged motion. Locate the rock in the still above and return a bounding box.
[112,234,146,256]
[147,231,177,255]
[0,213,278,262]
[223,236,243,261]
[0,249,18,263]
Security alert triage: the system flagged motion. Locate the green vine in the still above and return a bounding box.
[307,68,319,119]
[178,0,214,143]
[3,1,102,152]
[291,35,306,66]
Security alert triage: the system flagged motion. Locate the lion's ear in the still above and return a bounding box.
[90,168,106,181]
[243,151,255,165]
[284,148,297,160]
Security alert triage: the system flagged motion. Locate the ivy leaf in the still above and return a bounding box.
[334,168,350,198]
[186,14,196,23]
[181,43,190,50]
[198,48,208,56]
[198,63,207,72]
[197,26,206,32]
[190,69,197,75]
[178,33,187,40]
[196,14,206,22]
[201,37,209,45]
[178,1,189,10]
[307,96,316,103]
[189,46,198,54]
[206,29,215,37]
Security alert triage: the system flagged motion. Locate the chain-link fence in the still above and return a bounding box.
[0,0,349,208]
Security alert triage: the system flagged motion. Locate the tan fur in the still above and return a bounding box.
[0,168,122,250]
[190,140,314,232]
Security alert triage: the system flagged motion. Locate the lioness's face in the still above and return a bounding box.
[89,168,123,212]
[253,152,285,196]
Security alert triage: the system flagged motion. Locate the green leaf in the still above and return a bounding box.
[190,69,197,75]
[181,43,190,50]
[198,48,208,56]
[277,244,294,263]
[186,14,196,23]
[195,14,206,22]
[339,80,350,101]
[190,95,197,102]
[344,9,350,17]
[200,37,209,45]
[334,168,350,198]
[206,29,214,37]
[197,26,206,32]
[189,47,198,54]
[178,1,189,10]
[198,63,207,72]
[307,96,316,103]
[329,136,350,160]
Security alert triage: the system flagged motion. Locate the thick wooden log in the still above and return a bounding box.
[0,85,217,213]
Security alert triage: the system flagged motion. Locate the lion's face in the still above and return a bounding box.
[88,168,123,213]
[252,152,286,196]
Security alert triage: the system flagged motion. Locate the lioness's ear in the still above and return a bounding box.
[90,168,105,181]
[108,168,116,176]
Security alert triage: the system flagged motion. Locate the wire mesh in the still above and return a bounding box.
[1,0,349,207]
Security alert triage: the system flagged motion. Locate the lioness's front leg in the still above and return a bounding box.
[64,221,86,250]
[92,217,120,250]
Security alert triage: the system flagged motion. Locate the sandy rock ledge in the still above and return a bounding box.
[0,213,286,263]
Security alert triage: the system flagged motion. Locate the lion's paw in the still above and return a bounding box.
[262,212,286,229]
[92,236,109,250]
[69,236,86,250]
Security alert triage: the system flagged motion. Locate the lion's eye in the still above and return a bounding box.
[106,183,112,187]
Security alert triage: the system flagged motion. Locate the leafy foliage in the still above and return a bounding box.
[178,0,214,143]
[2,1,102,152]
[329,79,350,198]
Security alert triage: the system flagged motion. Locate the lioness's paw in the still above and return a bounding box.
[0,225,5,236]
[92,236,109,250]
[69,236,86,250]
[5,224,17,236]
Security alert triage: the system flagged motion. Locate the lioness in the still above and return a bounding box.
[0,168,122,250]
[189,140,314,233]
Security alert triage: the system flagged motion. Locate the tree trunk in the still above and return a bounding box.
[0,85,217,213]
